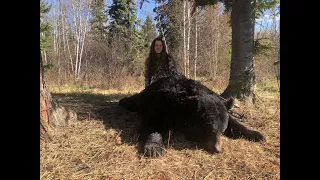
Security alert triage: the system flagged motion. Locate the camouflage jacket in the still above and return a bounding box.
[145,55,180,87]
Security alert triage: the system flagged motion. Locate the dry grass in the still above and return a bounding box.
[41,80,280,180]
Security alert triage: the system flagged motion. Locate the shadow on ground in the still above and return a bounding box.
[52,92,200,152]
[52,92,142,146]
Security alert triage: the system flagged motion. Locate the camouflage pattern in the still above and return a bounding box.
[145,55,180,87]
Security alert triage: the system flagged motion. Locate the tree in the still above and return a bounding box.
[153,1,169,37]
[71,0,91,82]
[194,7,199,80]
[132,20,147,58]
[219,0,257,102]
[254,0,279,56]
[221,0,278,102]
[40,51,53,142]
[142,14,157,47]
[153,0,184,73]
[40,0,77,143]
[90,0,109,40]
[191,0,258,103]
[40,0,54,141]
[40,0,52,65]
[108,0,137,38]
[108,0,139,57]
[40,52,77,143]
[141,0,255,101]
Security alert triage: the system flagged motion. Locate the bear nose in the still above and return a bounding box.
[209,144,222,153]
[201,133,222,154]
[202,142,222,154]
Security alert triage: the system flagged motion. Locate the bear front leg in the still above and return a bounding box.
[223,114,266,142]
[143,132,165,157]
[138,131,165,157]
[138,116,165,158]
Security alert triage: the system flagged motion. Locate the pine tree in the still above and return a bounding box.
[142,14,157,47]
[133,22,147,59]
[40,0,52,51]
[153,0,183,61]
[153,2,170,38]
[90,0,109,40]
[108,0,137,38]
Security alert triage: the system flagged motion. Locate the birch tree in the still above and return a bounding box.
[72,0,91,82]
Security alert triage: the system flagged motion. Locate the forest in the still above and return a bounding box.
[40,0,280,179]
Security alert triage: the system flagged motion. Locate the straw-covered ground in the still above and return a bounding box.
[40,81,280,180]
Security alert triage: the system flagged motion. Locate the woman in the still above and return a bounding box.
[144,37,180,87]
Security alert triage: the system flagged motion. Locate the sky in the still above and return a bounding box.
[45,0,157,24]
[44,0,279,31]
[137,1,157,23]
[136,1,280,32]
[137,1,280,31]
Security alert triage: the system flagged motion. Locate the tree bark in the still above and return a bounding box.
[214,9,219,78]
[40,51,77,142]
[186,1,191,78]
[221,0,256,104]
[167,0,183,72]
[183,0,187,76]
[40,51,53,141]
[194,7,198,80]
[210,6,215,78]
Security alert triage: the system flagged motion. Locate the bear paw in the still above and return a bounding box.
[247,130,266,142]
[143,132,165,157]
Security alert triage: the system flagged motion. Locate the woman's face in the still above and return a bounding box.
[154,40,163,54]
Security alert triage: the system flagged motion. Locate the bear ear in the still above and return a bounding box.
[223,97,234,110]
[187,96,199,110]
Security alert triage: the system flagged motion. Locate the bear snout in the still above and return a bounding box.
[201,133,222,154]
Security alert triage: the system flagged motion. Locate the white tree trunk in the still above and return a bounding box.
[40,13,48,65]
[183,0,186,76]
[71,0,91,82]
[53,0,57,53]
[78,7,90,79]
[186,1,191,78]
[214,6,220,78]
[194,7,198,81]
[73,1,79,81]
[210,6,215,77]
[272,6,279,56]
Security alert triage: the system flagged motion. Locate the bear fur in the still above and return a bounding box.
[119,75,265,157]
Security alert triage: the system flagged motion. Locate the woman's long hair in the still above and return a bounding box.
[144,37,168,79]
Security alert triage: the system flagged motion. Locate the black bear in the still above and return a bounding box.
[119,75,265,157]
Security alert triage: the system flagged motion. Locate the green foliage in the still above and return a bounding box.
[194,0,219,7]
[142,15,157,47]
[254,37,275,56]
[255,0,279,19]
[40,0,52,17]
[153,3,170,37]
[90,0,109,40]
[40,35,52,51]
[227,36,276,56]
[43,64,55,69]
[132,28,148,76]
[131,15,157,70]
[108,0,151,76]
[132,24,147,55]
[193,0,279,18]
[108,0,137,36]
[193,0,232,14]
[40,0,52,51]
